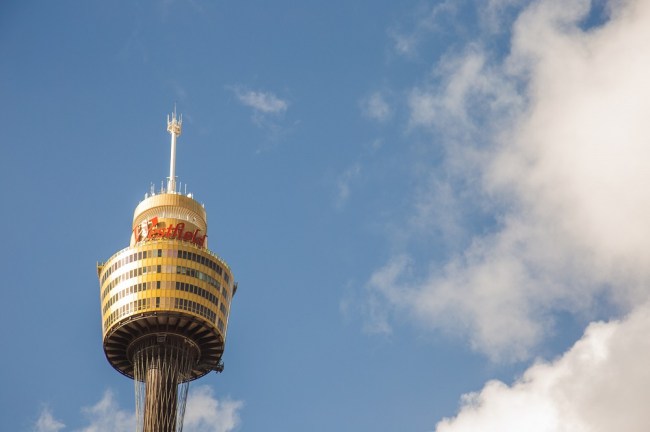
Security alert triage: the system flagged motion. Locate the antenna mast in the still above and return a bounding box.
[167,106,182,193]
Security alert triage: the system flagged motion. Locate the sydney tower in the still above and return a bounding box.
[98,110,236,431]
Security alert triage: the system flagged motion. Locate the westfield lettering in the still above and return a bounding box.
[134,217,207,247]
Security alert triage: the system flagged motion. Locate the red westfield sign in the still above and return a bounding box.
[134,217,207,247]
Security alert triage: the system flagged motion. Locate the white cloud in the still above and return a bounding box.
[75,390,135,432]
[407,45,523,136]
[361,92,391,122]
[366,0,650,361]
[234,88,288,114]
[35,407,65,432]
[391,32,418,58]
[436,304,650,432]
[184,385,243,432]
[389,0,457,58]
[481,0,528,33]
[35,386,242,432]
[231,86,292,147]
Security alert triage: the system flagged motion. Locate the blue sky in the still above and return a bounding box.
[2,0,650,431]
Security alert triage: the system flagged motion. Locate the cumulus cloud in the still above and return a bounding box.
[35,386,242,432]
[76,390,135,432]
[184,385,243,432]
[35,407,65,432]
[366,0,650,361]
[436,304,650,432]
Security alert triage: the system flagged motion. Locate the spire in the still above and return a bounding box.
[166,105,182,193]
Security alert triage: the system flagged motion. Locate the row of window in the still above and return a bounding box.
[101,262,229,301]
[103,275,230,317]
[101,247,229,285]
[101,249,162,284]
[103,279,230,321]
[103,296,225,332]
[102,264,162,299]
[176,249,230,283]
[176,250,229,282]
[176,265,227,299]
[103,280,161,314]
[174,298,217,324]
[104,297,157,330]
[176,281,220,310]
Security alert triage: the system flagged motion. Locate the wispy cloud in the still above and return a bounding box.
[335,163,361,209]
[481,0,528,33]
[360,92,392,122]
[35,407,65,432]
[407,45,522,133]
[389,0,528,60]
[230,86,292,148]
[389,0,457,58]
[34,386,243,432]
[365,0,650,361]
[233,88,288,114]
